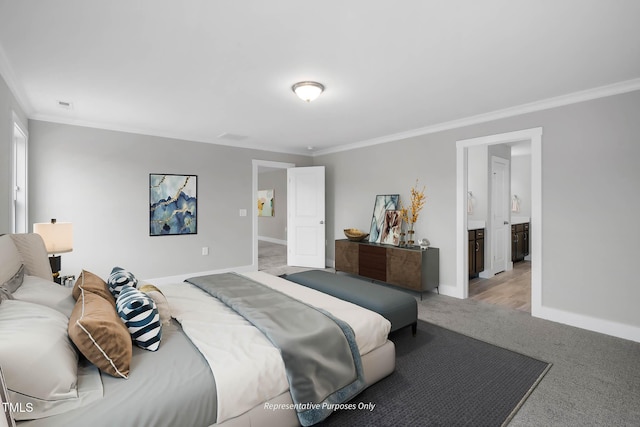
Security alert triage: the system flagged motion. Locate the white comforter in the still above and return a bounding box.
[159,271,391,424]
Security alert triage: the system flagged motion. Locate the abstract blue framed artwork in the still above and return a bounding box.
[369,194,399,243]
[149,174,197,236]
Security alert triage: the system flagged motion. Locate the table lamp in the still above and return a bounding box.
[33,218,73,284]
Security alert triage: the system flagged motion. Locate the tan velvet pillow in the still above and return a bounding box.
[72,270,115,308]
[68,290,132,378]
[139,283,171,325]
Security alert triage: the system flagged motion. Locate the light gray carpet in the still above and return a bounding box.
[420,294,640,426]
[259,241,640,426]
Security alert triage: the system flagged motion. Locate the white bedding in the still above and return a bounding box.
[158,271,391,424]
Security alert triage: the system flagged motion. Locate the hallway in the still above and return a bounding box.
[258,240,330,276]
[468,261,531,312]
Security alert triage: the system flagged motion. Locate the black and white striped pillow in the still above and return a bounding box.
[116,285,162,351]
[108,266,138,298]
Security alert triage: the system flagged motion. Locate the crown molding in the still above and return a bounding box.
[313,78,640,157]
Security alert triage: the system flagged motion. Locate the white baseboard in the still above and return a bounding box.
[479,270,494,279]
[437,283,460,298]
[535,305,640,343]
[258,236,287,245]
[433,282,640,343]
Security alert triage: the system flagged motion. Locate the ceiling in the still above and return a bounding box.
[1,1,639,156]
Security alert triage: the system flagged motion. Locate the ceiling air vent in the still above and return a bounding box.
[57,100,73,110]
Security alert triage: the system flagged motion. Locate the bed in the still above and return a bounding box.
[0,233,395,427]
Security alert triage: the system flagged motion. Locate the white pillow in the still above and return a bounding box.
[12,275,76,318]
[0,300,79,420]
[0,234,23,285]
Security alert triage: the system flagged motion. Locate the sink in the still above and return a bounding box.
[468,220,486,230]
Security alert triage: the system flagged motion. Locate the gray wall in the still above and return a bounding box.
[0,73,28,233]
[28,120,311,279]
[258,169,287,242]
[315,90,640,330]
[467,145,488,222]
[511,153,531,218]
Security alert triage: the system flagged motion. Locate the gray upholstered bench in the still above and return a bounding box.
[284,270,417,335]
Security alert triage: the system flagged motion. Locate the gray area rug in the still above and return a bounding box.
[318,320,551,427]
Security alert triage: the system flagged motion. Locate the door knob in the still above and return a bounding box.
[320,220,324,224]
[504,221,509,225]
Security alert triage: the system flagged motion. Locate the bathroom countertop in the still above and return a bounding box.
[511,216,530,225]
[468,220,486,230]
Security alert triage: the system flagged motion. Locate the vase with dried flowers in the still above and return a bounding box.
[400,179,426,247]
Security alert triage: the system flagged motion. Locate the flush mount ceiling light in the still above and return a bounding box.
[292,81,325,102]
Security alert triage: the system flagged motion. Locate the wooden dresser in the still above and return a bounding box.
[334,239,439,294]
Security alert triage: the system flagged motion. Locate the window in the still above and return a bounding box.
[12,114,28,233]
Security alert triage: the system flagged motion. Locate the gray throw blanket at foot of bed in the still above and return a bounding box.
[186,273,365,426]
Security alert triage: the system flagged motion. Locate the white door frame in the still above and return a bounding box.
[456,127,542,317]
[251,159,295,269]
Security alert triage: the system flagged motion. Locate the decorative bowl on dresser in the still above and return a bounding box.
[343,228,370,242]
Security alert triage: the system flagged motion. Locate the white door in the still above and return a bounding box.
[287,166,325,267]
[491,156,510,274]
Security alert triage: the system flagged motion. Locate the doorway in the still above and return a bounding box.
[456,127,542,317]
[252,160,295,270]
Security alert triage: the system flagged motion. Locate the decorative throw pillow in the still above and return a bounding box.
[72,270,115,308]
[2,263,24,293]
[0,300,79,420]
[107,266,138,298]
[0,286,13,303]
[0,234,23,285]
[0,264,24,304]
[68,289,132,378]
[139,283,172,325]
[116,285,162,351]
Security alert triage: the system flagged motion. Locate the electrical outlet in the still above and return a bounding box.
[202,247,209,256]
[239,209,247,217]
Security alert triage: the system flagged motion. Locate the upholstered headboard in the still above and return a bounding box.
[0,233,53,282]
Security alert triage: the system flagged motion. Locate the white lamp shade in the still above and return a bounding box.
[33,222,73,254]
[292,81,324,102]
